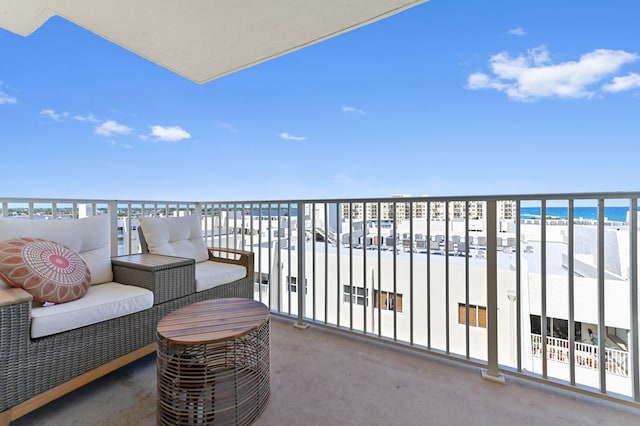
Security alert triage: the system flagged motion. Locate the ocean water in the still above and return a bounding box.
[247,207,632,222]
[520,206,631,223]
[246,206,632,222]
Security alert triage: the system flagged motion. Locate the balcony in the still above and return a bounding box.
[10,318,640,425]
[2,192,640,422]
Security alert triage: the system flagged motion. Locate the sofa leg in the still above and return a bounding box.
[0,409,11,426]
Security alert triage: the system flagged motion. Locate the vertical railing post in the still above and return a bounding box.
[108,201,119,257]
[276,204,282,313]
[597,199,606,392]
[445,201,450,352]
[631,198,639,401]
[568,200,576,385]
[195,202,203,240]
[482,200,505,383]
[515,199,522,372]
[295,202,309,329]
[541,201,548,379]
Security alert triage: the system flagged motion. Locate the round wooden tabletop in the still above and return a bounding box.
[157,298,269,345]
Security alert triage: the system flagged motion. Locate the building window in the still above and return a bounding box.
[530,315,582,341]
[458,303,486,328]
[373,290,403,312]
[258,272,270,287]
[343,285,368,306]
[287,276,307,294]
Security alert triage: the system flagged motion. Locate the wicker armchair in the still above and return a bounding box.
[137,214,254,297]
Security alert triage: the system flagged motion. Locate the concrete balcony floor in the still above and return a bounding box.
[13,317,640,426]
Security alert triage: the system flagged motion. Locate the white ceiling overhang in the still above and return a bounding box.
[0,0,428,84]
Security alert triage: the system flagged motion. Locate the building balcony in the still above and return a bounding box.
[10,317,640,425]
[1,192,640,423]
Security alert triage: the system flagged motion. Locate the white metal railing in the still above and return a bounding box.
[532,334,629,377]
[1,192,639,407]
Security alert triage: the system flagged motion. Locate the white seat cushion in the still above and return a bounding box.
[195,261,246,292]
[139,215,209,263]
[30,282,154,338]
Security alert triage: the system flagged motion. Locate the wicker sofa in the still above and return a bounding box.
[0,214,254,425]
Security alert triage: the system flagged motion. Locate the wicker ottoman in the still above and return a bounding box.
[156,298,270,425]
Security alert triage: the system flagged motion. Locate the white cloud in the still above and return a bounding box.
[73,113,100,122]
[467,73,508,91]
[602,72,640,92]
[0,92,17,104]
[508,27,526,36]
[342,105,366,115]
[95,120,133,136]
[467,46,639,101]
[40,109,69,120]
[280,132,307,141]
[150,125,191,142]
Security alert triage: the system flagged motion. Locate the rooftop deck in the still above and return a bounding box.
[12,317,640,426]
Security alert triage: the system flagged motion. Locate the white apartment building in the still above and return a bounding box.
[341,198,516,222]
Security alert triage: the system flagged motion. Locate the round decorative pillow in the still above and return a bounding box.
[0,237,92,303]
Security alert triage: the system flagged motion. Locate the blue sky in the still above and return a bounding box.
[1,0,639,202]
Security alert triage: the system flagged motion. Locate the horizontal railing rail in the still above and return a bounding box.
[1,192,638,408]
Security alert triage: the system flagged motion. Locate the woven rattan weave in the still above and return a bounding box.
[157,298,270,425]
[0,252,254,424]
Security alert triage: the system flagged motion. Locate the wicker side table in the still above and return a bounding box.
[157,298,270,425]
[112,253,195,304]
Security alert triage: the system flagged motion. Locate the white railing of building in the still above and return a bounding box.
[1,193,639,408]
[532,334,629,377]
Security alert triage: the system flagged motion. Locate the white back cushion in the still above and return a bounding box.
[139,214,209,263]
[0,215,113,285]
